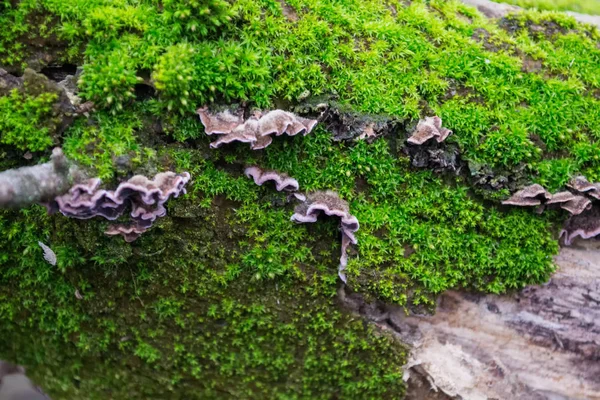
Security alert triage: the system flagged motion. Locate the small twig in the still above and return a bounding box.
[133,247,166,258]
[130,268,145,307]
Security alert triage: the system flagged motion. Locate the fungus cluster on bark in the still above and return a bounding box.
[501,177,600,245]
[198,108,318,150]
[48,172,191,242]
[0,149,191,242]
[244,166,299,192]
[501,182,592,215]
[290,191,359,283]
[243,164,358,282]
[558,175,600,245]
[560,206,600,246]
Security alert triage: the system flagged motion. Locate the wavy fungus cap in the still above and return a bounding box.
[568,176,600,200]
[407,116,452,145]
[291,191,359,283]
[198,108,318,150]
[52,172,191,241]
[501,184,551,207]
[560,206,600,246]
[244,166,300,192]
[105,223,148,243]
[547,192,592,215]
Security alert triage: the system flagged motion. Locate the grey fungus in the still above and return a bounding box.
[545,191,592,215]
[501,184,551,207]
[546,191,577,205]
[244,166,300,192]
[567,176,600,200]
[197,107,318,150]
[197,107,244,135]
[556,195,592,215]
[501,177,600,246]
[502,182,594,216]
[560,206,600,246]
[407,116,452,145]
[290,191,359,283]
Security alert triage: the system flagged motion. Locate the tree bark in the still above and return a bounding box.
[340,245,600,400]
[0,148,82,208]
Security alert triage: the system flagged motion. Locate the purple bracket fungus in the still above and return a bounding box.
[560,206,600,246]
[407,116,452,145]
[503,181,595,216]
[244,166,299,192]
[105,224,148,243]
[197,107,318,150]
[546,191,577,205]
[290,191,359,283]
[568,176,600,200]
[51,171,191,241]
[501,184,551,207]
[0,150,191,242]
[197,107,245,135]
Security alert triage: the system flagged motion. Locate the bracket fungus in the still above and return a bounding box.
[407,116,452,145]
[197,107,318,150]
[502,183,593,216]
[244,166,299,192]
[50,172,191,242]
[560,206,600,246]
[567,176,600,200]
[501,184,551,207]
[104,224,149,243]
[548,193,592,215]
[290,191,359,283]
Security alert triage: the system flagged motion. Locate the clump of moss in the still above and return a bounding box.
[0,202,406,399]
[152,43,196,113]
[0,89,57,151]
[62,109,143,181]
[79,48,140,112]
[0,68,75,153]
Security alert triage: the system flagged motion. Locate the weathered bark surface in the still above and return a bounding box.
[0,148,82,208]
[461,0,521,18]
[565,11,600,28]
[342,245,600,400]
[462,0,600,28]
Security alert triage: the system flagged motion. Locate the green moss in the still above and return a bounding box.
[152,43,197,113]
[0,204,406,399]
[0,0,594,398]
[0,68,72,153]
[62,109,142,180]
[0,89,57,151]
[79,47,140,112]
[2,0,598,185]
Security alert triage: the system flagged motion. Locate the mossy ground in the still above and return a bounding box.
[0,0,595,398]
